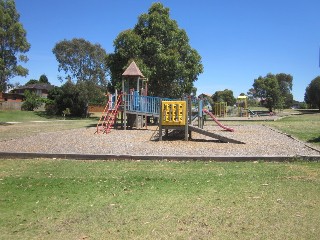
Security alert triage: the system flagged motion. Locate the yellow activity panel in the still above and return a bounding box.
[161,101,186,126]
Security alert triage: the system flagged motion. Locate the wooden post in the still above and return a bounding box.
[159,100,163,141]
[123,93,127,130]
[185,98,189,141]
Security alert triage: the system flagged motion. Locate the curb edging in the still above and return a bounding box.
[1,152,320,162]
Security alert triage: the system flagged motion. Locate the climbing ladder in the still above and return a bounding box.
[96,94,122,134]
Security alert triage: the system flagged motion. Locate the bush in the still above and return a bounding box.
[46,81,106,117]
[21,90,43,111]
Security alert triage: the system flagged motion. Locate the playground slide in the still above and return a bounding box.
[203,109,234,132]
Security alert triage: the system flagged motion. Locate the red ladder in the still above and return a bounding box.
[96,94,122,134]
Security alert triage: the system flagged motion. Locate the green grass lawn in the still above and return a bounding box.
[0,160,319,239]
[1,110,319,239]
[0,110,100,122]
[265,112,320,146]
[0,110,50,122]
[218,111,320,147]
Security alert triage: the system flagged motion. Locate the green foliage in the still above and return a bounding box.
[276,73,293,107]
[52,38,108,87]
[25,75,50,86]
[252,73,293,111]
[39,74,49,84]
[304,76,320,110]
[298,102,308,109]
[46,80,106,117]
[212,89,236,106]
[108,3,203,98]
[0,0,30,92]
[246,88,260,107]
[62,108,70,119]
[21,90,43,111]
[25,79,38,85]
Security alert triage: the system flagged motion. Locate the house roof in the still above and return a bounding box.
[122,61,144,78]
[16,83,54,91]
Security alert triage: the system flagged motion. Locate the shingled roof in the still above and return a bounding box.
[122,61,144,78]
[16,83,54,91]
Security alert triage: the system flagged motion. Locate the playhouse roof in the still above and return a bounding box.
[122,61,144,78]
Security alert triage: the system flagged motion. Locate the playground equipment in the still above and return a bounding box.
[96,61,243,143]
[158,98,243,143]
[203,109,234,132]
[237,95,248,117]
[96,61,167,134]
[121,61,149,129]
[214,102,227,117]
[159,100,189,140]
[96,93,122,134]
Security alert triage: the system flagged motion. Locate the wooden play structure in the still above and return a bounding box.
[96,61,243,144]
[96,61,167,133]
[237,95,248,117]
[214,102,227,117]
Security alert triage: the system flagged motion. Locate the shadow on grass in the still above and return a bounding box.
[0,122,13,126]
[308,137,320,143]
[34,111,62,119]
[86,123,98,128]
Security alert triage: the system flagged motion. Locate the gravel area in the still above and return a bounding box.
[0,125,319,157]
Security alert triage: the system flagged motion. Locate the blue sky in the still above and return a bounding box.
[13,0,320,101]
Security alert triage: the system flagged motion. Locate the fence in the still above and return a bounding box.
[0,102,22,110]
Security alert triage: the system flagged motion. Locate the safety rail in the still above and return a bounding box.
[123,93,170,115]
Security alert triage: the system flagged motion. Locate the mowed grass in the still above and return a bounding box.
[0,110,48,122]
[266,112,320,146]
[0,159,319,239]
[217,111,320,147]
[1,110,319,239]
[0,111,98,141]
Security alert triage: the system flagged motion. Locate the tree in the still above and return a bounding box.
[252,74,281,112]
[276,73,293,108]
[0,0,30,92]
[25,74,50,86]
[46,80,84,116]
[25,79,38,85]
[39,74,49,84]
[212,89,236,106]
[191,87,197,98]
[252,73,293,112]
[21,90,43,111]
[108,3,203,98]
[246,88,259,107]
[52,38,109,87]
[305,76,320,110]
[46,80,106,117]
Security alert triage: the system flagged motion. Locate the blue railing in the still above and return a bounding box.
[124,93,170,115]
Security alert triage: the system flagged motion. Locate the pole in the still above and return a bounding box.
[159,100,163,141]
